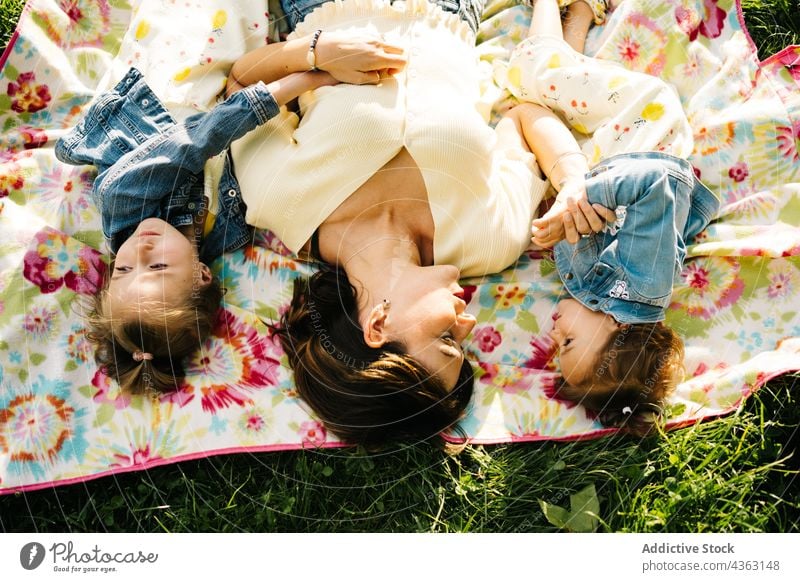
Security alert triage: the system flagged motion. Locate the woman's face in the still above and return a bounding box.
[380,264,477,389]
[107,218,210,317]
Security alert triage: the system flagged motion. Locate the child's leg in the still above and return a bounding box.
[562,2,594,53]
[505,7,693,162]
[527,0,604,48]
[528,0,565,40]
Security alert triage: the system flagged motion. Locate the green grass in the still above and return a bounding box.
[741,0,800,57]
[0,0,24,54]
[0,1,799,533]
[2,376,798,532]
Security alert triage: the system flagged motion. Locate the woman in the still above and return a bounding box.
[227,0,616,445]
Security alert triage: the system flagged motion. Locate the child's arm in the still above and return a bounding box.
[507,103,616,247]
[227,32,407,96]
[93,73,327,220]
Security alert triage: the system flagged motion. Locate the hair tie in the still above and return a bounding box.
[133,351,153,362]
[622,406,633,416]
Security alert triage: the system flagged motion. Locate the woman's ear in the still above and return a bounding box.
[198,263,213,286]
[363,303,389,348]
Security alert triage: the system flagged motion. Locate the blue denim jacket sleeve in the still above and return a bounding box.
[55,67,279,251]
[90,82,278,223]
[554,153,719,324]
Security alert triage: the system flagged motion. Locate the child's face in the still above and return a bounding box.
[548,298,619,386]
[107,218,211,316]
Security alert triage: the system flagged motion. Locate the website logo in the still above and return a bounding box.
[20,542,46,570]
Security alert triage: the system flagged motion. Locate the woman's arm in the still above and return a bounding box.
[507,103,615,247]
[227,32,407,96]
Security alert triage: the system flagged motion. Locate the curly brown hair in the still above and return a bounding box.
[273,267,475,447]
[557,322,685,437]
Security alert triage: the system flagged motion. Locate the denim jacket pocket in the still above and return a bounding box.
[622,267,673,307]
[583,260,618,291]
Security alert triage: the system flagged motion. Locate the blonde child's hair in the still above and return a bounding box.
[557,322,685,436]
[85,266,224,394]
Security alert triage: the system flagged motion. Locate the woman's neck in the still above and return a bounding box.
[321,212,421,316]
[315,148,435,266]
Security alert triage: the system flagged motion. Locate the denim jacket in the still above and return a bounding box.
[55,67,280,264]
[554,153,720,324]
[280,0,486,33]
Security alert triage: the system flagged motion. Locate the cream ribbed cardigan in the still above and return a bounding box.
[232,0,549,277]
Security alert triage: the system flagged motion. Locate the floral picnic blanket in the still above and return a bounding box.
[1,0,798,494]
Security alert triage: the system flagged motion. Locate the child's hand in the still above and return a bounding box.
[264,71,339,106]
[531,180,616,247]
[314,32,407,85]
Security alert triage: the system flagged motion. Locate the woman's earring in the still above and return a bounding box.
[382,299,391,310]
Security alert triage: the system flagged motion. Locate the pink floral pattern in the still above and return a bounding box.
[675,0,726,42]
[109,445,161,468]
[775,120,799,163]
[62,325,92,365]
[299,421,327,447]
[89,370,132,410]
[474,326,502,352]
[233,406,271,441]
[767,272,791,299]
[7,72,52,114]
[525,335,557,371]
[37,164,95,228]
[23,228,106,295]
[0,156,25,197]
[20,126,48,149]
[605,12,666,76]
[183,309,281,413]
[23,306,58,342]
[728,161,749,182]
[35,0,112,49]
[670,258,745,320]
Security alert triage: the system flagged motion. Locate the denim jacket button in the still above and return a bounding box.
[565,272,574,280]
[588,299,599,305]
[595,266,604,275]
[188,202,195,210]
[227,189,237,197]
[141,98,150,106]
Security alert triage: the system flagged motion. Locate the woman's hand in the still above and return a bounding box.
[531,179,616,247]
[314,32,407,85]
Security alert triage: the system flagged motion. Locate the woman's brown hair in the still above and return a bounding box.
[558,322,685,437]
[273,267,474,447]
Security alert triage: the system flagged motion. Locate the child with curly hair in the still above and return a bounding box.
[505,0,720,434]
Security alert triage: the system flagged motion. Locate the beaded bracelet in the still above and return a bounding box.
[306,29,323,71]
